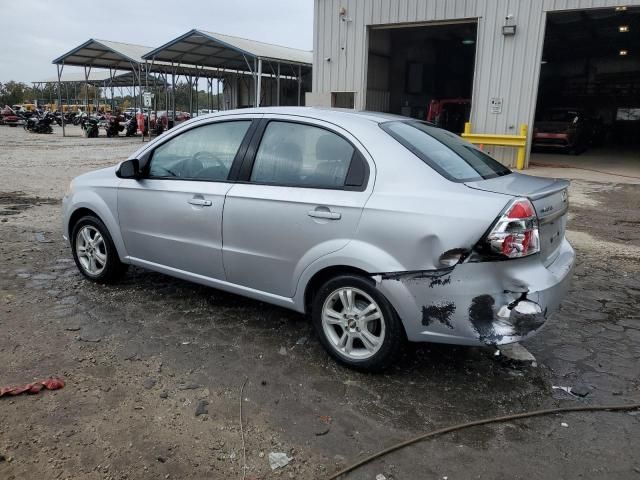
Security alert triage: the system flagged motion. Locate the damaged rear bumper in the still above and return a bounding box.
[375,238,575,346]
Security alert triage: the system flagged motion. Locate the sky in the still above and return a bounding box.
[0,0,314,83]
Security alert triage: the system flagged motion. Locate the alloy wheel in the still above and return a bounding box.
[75,225,107,276]
[321,287,386,360]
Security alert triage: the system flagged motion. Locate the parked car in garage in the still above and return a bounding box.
[62,108,574,371]
[533,108,590,154]
[426,98,471,134]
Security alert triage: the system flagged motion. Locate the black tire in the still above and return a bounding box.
[70,215,128,283]
[311,274,405,372]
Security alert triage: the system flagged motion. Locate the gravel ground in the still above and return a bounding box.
[1,125,639,480]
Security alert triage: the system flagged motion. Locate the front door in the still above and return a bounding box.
[223,118,373,297]
[118,119,254,280]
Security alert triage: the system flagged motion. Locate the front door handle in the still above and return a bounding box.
[307,209,341,220]
[188,198,212,207]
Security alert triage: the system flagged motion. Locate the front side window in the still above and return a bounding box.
[381,121,511,182]
[148,120,251,181]
[250,121,355,188]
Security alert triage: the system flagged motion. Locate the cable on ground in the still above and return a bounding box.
[328,402,640,479]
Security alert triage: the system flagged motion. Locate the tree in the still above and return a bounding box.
[0,81,33,106]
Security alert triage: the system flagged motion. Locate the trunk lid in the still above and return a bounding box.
[465,173,570,265]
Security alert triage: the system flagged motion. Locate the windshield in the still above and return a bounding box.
[380,121,512,182]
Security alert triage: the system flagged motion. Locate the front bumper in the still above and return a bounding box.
[376,238,575,346]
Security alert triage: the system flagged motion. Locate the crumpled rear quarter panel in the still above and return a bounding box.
[376,239,575,346]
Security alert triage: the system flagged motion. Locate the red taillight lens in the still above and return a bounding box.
[507,200,535,219]
[483,198,540,259]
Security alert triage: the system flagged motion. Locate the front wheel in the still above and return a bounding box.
[311,275,405,372]
[71,215,128,283]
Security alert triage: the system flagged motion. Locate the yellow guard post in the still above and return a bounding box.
[462,123,528,170]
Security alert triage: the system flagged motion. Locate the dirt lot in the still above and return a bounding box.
[1,125,639,480]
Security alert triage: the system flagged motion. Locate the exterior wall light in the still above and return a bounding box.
[502,14,516,36]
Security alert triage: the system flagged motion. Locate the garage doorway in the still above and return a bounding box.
[532,7,640,174]
[366,21,477,134]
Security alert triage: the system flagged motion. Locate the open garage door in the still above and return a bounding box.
[532,7,640,172]
[366,21,477,134]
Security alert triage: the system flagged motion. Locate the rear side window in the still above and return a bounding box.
[380,121,511,182]
[250,121,359,188]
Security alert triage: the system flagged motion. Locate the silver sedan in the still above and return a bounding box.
[62,107,574,371]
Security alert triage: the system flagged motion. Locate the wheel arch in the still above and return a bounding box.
[65,193,128,261]
[293,240,407,313]
[303,265,372,315]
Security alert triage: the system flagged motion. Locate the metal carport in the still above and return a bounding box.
[142,29,312,109]
[52,39,162,136]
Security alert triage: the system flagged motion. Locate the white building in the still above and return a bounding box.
[307,0,640,166]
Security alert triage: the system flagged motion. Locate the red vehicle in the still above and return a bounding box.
[426,98,471,134]
[533,108,590,154]
[1,105,21,127]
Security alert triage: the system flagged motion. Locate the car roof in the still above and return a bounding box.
[199,107,410,125]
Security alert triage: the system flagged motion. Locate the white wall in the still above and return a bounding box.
[310,0,640,166]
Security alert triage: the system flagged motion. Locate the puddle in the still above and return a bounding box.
[0,191,59,216]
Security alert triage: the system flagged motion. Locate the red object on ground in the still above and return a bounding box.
[0,378,65,397]
[136,112,145,133]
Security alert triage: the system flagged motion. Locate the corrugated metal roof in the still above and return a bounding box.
[143,29,311,70]
[198,30,312,64]
[52,38,152,68]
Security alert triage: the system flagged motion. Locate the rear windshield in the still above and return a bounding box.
[380,121,512,182]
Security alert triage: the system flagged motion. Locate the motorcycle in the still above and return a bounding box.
[81,117,99,138]
[105,115,125,137]
[73,112,87,126]
[24,112,54,134]
[124,118,137,137]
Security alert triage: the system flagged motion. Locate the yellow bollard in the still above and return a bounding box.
[461,122,528,169]
[516,124,528,170]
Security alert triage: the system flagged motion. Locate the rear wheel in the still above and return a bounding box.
[71,215,128,283]
[311,274,405,372]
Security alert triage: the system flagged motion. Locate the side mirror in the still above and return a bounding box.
[116,159,141,179]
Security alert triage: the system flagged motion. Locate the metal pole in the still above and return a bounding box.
[171,67,176,124]
[138,64,144,142]
[297,65,302,106]
[217,75,221,110]
[256,58,262,107]
[164,72,168,113]
[187,75,193,119]
[84,65,89,112]
[195,70,200,116]
[144,62,150,142]
[57,63,65,137]
[277,62,281,106]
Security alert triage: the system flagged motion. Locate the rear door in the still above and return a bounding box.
[222,116,373,298]
[117,117,256,279]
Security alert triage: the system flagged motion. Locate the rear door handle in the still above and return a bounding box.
[188,198,212,207]
[307,209,341,220]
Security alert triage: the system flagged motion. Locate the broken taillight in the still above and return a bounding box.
[480,198,540,259]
